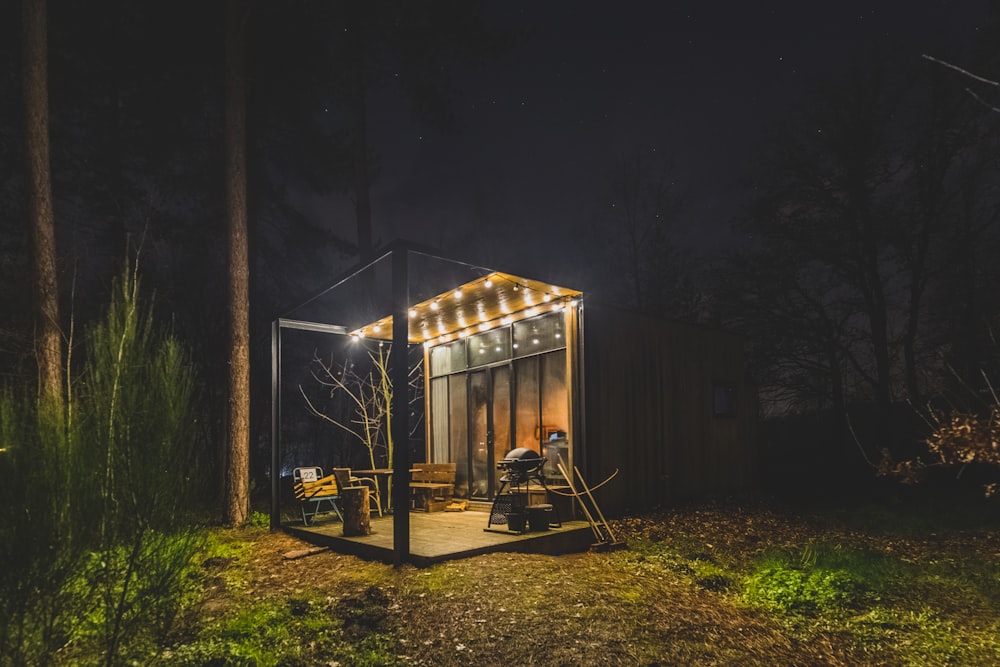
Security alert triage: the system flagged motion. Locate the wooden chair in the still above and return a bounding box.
[293,467,342,526]
[332,468,382,517]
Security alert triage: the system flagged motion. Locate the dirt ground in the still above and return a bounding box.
[206,499,1000,666]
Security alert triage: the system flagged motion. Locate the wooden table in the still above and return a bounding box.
[353,469,392,511]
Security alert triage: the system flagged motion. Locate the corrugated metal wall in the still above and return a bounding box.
[580,303,756,514]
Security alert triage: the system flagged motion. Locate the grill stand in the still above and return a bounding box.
[485,465,562,534]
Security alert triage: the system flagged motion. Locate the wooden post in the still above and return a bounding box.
[341,486,371,536]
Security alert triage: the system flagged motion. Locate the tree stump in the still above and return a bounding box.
[340,486,371,536]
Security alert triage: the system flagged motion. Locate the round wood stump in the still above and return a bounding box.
[340,486,371,536]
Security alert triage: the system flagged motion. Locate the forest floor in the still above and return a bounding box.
[181,497,1000,666]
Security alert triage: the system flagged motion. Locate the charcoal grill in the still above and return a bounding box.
[497,448,545,480]
[485,448,561,532]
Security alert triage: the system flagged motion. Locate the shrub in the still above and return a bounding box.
[0,263,207,665]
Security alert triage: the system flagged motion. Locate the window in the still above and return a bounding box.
[468,328,510,367]
[430,340,467,377]
[713,383,737,417]
[512,312,564,357]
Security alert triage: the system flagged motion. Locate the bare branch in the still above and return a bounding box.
[922,54,999,86]
[965,86,1000,114]
[298,384,367,443]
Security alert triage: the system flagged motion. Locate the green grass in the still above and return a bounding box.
[735,541,1000,664]
[624,525,1000,665]
[741,542,897,616]
[167,590,400,667]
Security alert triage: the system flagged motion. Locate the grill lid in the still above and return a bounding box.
[498,448,544,474]
[504,447,541,461]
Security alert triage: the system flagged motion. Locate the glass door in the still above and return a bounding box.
[468,366,511,499]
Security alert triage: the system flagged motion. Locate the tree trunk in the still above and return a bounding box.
[340,486,371,536]
[22,0,62,403]
[223,0,250,527]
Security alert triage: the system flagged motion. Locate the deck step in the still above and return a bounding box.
[466,500,493,512]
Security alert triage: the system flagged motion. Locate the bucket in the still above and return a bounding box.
[527,504,553,531]
[507,511,528,532]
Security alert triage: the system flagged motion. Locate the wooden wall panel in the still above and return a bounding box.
[580,303,755,514]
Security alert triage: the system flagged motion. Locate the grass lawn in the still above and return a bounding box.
[67,497,1000,665]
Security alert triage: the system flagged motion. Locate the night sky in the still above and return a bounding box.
[296,0,989,292]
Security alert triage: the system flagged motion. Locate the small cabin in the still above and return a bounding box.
[270,242,755,556]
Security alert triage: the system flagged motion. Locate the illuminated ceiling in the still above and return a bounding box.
[351,271,582,345]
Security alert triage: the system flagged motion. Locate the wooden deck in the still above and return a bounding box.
[284,510,594,566]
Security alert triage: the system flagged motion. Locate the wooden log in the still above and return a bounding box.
[282,546,328,560]
[340,486,371,536]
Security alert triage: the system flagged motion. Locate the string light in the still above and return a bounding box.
[354,271,581,345]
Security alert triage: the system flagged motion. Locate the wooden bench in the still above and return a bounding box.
[293,467,342,526]
[410,463,456,512]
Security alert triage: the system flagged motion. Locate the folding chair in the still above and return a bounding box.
[293,466,342,526]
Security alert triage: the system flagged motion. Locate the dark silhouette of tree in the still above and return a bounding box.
[726,43,1000,467]
[601,150,700,321]
[308,1,510,265]
[21,0,62,403]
